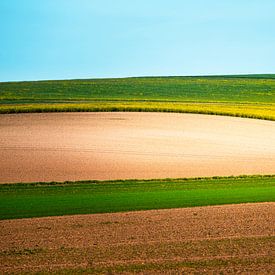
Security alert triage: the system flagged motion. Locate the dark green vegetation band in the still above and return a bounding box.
[1,175,274,220]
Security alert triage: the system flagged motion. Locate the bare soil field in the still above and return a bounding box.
[0,112,275,183]
[0,203,274,273]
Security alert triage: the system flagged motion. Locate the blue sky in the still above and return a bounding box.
[1,0,275,81]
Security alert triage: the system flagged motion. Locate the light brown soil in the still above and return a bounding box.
[0,203,274,274]
[0,112,275,183]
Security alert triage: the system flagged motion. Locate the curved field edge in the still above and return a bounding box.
[0,175,274,220]
[1,102,275,121]
[1,75,275,120]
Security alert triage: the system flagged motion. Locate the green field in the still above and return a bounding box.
[1,75,275,120]
[0,175,274,220]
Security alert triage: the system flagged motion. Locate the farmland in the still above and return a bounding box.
[1,75,275,120]
[0,175,274,220]
[1,75,275,273]
[1,202,274,273]
[1,0,275,271]
[1,112,274,184]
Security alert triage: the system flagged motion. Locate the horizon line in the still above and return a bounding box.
[1,73,275,84]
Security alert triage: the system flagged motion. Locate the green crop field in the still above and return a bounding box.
[0,175,274,220]
[1,75,275,120]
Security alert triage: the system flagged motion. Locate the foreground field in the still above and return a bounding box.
[1,75,275,120]
[0,203,274,273]
[0,175,274,220]
[1,112,275,183]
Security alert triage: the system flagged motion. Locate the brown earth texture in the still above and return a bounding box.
[0,112,275,183]
[1,112,274,273]
[0,203,274,274]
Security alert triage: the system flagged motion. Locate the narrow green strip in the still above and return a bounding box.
[1,175,274,220]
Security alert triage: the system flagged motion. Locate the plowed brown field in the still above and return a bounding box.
[0,203,274,274]
[0,112,275,183]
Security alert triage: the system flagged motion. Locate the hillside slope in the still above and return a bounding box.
[1,75,275,120]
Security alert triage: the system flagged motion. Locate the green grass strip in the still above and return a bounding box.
[0,175,274,220]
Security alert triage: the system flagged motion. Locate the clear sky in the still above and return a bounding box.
[1,0,275,81]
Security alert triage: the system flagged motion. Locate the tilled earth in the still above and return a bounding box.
[1,202,274,274]
[1,112,275,183]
